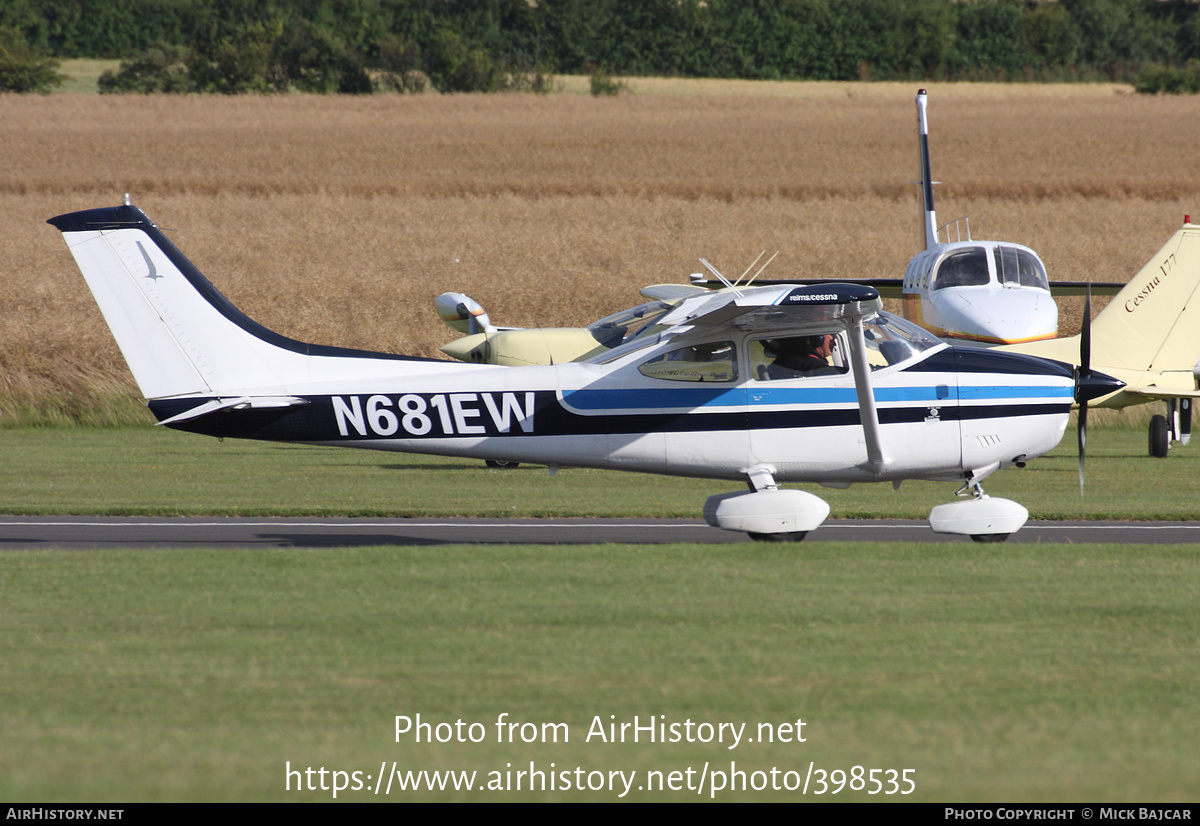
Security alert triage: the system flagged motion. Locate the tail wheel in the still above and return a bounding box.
[1149,415,1169,458]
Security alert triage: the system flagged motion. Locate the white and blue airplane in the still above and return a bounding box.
[49,201,1122,542]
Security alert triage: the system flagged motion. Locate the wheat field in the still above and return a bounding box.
[4,80,1200,422]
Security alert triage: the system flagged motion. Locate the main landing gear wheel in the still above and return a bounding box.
[1149,415,1169,458]
[748,531,808,543]
[485,460,521,469]
[970,533,1011,544]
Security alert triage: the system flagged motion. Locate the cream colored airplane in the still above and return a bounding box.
[1003,217,1200,458]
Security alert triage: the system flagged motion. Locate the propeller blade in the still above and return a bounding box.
[1080,284,1091,377]
[1077,284,1092,497]
[1078,399,1087,497]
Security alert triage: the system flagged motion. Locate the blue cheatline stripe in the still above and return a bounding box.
[959,386,1074,401]
[562,384,1071,411]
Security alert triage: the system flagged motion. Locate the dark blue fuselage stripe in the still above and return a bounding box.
[149,393,1070,443]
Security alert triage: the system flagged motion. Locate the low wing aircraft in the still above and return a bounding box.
[434,88,1115,364]
[49,201,1121,543]
[698,90,1122,342]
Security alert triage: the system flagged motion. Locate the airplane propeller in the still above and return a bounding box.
[1076,286,1091,496]
[1073,285,1125,495]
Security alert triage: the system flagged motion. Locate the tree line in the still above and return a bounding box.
[5,0,1200,94]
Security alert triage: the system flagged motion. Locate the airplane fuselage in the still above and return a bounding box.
[151,333,1075,486]
[902,241,1058,346]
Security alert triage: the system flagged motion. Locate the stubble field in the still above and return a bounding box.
[4,80,1200,424]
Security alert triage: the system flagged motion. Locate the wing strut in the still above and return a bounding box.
[846,317,890,472]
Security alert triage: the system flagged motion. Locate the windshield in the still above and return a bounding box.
[588,300,674,349]
[861,313,942,368]
[994,246,1049,290]
[932,247,989,290]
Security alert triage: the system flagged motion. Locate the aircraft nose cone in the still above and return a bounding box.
[1075,369,1124,404]
[936,288,1057,344]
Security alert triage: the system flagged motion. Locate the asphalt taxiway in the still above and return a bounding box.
[3,516,1200,549]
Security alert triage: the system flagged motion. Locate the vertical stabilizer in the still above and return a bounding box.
[916,89,937,251]
[1007,220,1200,388]
[48,203,434,401]
[1090,220,1200,375]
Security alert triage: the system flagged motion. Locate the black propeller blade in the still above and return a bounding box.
[1077,286,1091,496]
[1073,285,1126,495]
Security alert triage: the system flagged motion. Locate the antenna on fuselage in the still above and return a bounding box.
[699,258,742,297]
[915,89,938,251]
[735,251,766,287]
[730,250,781,289]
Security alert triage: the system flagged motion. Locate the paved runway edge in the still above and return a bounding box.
[3,517,1200,549]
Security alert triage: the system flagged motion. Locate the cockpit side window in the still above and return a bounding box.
[637,340,737,382]
[750,333,848,381]
[994,246,1049,291]
[932,247,989,290]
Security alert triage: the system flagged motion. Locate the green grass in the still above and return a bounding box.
[1,424,1196,520]
[2,543,1198,802]
[4,425,1199,801]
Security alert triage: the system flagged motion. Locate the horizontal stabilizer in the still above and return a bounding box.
[640,283,711,301]
[153,396,309,426]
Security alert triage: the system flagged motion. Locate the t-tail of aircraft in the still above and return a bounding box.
[916,88,938,252]
[47,201,442,418]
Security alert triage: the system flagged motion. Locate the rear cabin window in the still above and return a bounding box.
[637,341,737,382]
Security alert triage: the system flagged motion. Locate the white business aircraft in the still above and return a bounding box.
[695,90,1116,343]
[899,88,1058,345]
[440,89,1200,457]
[434,88,1109,361]
[49,201,1121,542]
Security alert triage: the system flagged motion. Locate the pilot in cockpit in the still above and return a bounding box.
[762,335,843,379]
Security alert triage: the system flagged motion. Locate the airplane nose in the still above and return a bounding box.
[1075,369,1124,404]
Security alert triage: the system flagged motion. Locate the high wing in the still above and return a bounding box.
[695,277,1124,301]
[638,283,711,301]
[653,282,882,334]
[694,278,907,299]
